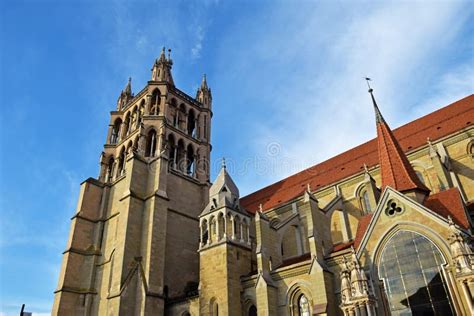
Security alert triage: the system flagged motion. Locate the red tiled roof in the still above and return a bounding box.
[331,241,354,253]
[424,188,469,229]
[375,104,430,193]
[241,95,474,213]
[353,213,373,249]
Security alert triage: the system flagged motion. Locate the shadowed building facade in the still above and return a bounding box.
[53,53,474,315]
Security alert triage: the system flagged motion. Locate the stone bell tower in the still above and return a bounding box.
[198,163,253,316]
[53,48,212,315]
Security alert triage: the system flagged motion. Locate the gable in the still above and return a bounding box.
[355,187,466,265]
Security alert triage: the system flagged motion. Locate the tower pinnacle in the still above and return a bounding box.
[151,46,174,85]
[196,73,212,108]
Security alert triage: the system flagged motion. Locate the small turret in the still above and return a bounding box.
[116,77,133,110]
[151,47,174,85]
[196,74,212,108]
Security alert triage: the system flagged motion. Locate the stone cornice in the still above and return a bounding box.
[271,260,311,280]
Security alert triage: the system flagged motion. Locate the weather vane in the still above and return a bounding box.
[365,77,372,91]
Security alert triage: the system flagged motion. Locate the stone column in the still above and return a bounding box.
[199,221,204,248]
[145,95,151,115]
[223,213,227,239]
[247,223,251,245]
[462,280,474,314]
[231,216,236,240]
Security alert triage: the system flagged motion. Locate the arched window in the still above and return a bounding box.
[176,140,185,171]
[131,106,137,129]
[248,305,257,316]
[110,118,122,144]
[178,104,187,130]
[186,144,195,176]
[117,148,126,177]
[379,231,454,315]
[150,89,160,115]
[137,101,145,126]
[145,130,157,157]
[187,109,196,136]
[170,99,178,127]
[281,225,303,259]
[298,294,310,316]
[106,157,114,182]
[123,113,131,137]
[210,298,218,316]
[361,190,372,213]
[201,219,209,245]
[167,135,176,168]
[415,171,426,185]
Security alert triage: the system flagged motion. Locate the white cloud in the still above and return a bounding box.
[213,1,473,195]
[191,26,205,59]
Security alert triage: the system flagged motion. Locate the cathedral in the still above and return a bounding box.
[52,50,474,315]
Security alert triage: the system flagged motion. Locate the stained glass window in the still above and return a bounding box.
[379,231,454,315]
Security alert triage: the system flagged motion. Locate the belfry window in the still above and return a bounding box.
[145,130,157,157]
[298,294,310,316]
[379,231,453,315]
[150,89,160,115]
[110,119,122,144]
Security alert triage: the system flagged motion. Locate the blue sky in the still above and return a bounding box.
[0,0,472,314]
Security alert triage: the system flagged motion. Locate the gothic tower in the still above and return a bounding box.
[198,163,253,316]
[52,49,212,315]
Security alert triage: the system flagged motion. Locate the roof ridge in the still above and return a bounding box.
[240,94,474,212]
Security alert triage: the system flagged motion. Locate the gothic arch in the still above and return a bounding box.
[186,143,196,176]
[145,129,157,157]
[178,103,187,130]
[117,147,126,177]
[126,141,133,155]
[280,224,304,259]
[370,222,453,278]
[209,297,219,316]
[373,228,455,315]
[466,139,474,160]
[150,88,161,115]
[138,100,145,126]
[110,118,122,144]
[411,161,431,188]
[187,108,196,136]
[167,134,176,167]
[176,139,185,171]
[123,112,131,138]
[354,182,372,214]
[286,281,314,316]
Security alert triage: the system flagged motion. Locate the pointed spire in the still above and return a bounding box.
[158,46,166,62]
[365,78,384,123]
[196,73,212,108]
[201,74,209,90]
[367,80,430,194]
[151,46,174,85]
[124,77,132,95]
